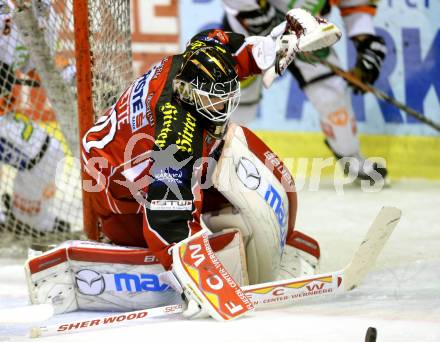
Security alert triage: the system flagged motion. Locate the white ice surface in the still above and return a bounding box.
[0,180,439,341]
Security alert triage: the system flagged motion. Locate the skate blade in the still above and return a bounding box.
[352,177,391,189]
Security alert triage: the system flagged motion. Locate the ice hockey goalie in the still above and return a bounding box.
[25,8,336,318]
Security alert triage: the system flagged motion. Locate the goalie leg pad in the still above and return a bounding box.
[211,124,296,284]
[25,241,182,314]
[26,230,248,315]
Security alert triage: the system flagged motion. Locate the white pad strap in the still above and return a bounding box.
[278,231,321,280]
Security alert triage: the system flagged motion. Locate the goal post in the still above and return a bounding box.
[73,0,134,240]
[73,0,98,241]
[0,0,133,249]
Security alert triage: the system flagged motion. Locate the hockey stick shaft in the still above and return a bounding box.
[29,272,341,339]
[29,304,185,338]
[28,273,343,338]
[244,271,344,308]
[308,54,440,132]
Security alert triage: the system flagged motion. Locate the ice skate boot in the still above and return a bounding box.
[325,139,388,186]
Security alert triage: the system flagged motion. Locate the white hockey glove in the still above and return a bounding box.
[263,8,342,88]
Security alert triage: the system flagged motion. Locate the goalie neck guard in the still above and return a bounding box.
[173,45,240,139]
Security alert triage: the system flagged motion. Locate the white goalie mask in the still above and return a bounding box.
[191,76,240,122]
[173,46,241,138]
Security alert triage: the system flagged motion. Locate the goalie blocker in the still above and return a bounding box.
[25,125,319,317]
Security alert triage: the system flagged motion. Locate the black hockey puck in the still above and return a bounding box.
[365,327,377,342]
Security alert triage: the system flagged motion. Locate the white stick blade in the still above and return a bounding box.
[343,206,401,291]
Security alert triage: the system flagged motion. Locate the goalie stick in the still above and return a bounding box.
[27,304,185,338]
[244,206,401,308]
[25,206,400,338]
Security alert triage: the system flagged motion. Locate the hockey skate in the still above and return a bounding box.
[325,140,388,186]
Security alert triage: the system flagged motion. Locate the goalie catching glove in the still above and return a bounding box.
[262,8,341,88]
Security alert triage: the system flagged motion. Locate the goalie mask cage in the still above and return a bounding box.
[0,0,133,253]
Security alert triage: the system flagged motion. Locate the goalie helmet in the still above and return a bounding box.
[173,45,240,139]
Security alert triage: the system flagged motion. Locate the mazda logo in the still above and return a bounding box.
[236,157,261,190]
[75,269,105,296]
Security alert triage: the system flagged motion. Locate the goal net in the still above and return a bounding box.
[0,0,132,253]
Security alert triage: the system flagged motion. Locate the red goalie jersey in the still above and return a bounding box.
[81,30,270,268]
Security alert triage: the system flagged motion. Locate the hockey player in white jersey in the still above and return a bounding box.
[222,0,388,183]
[0,0,73,234]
